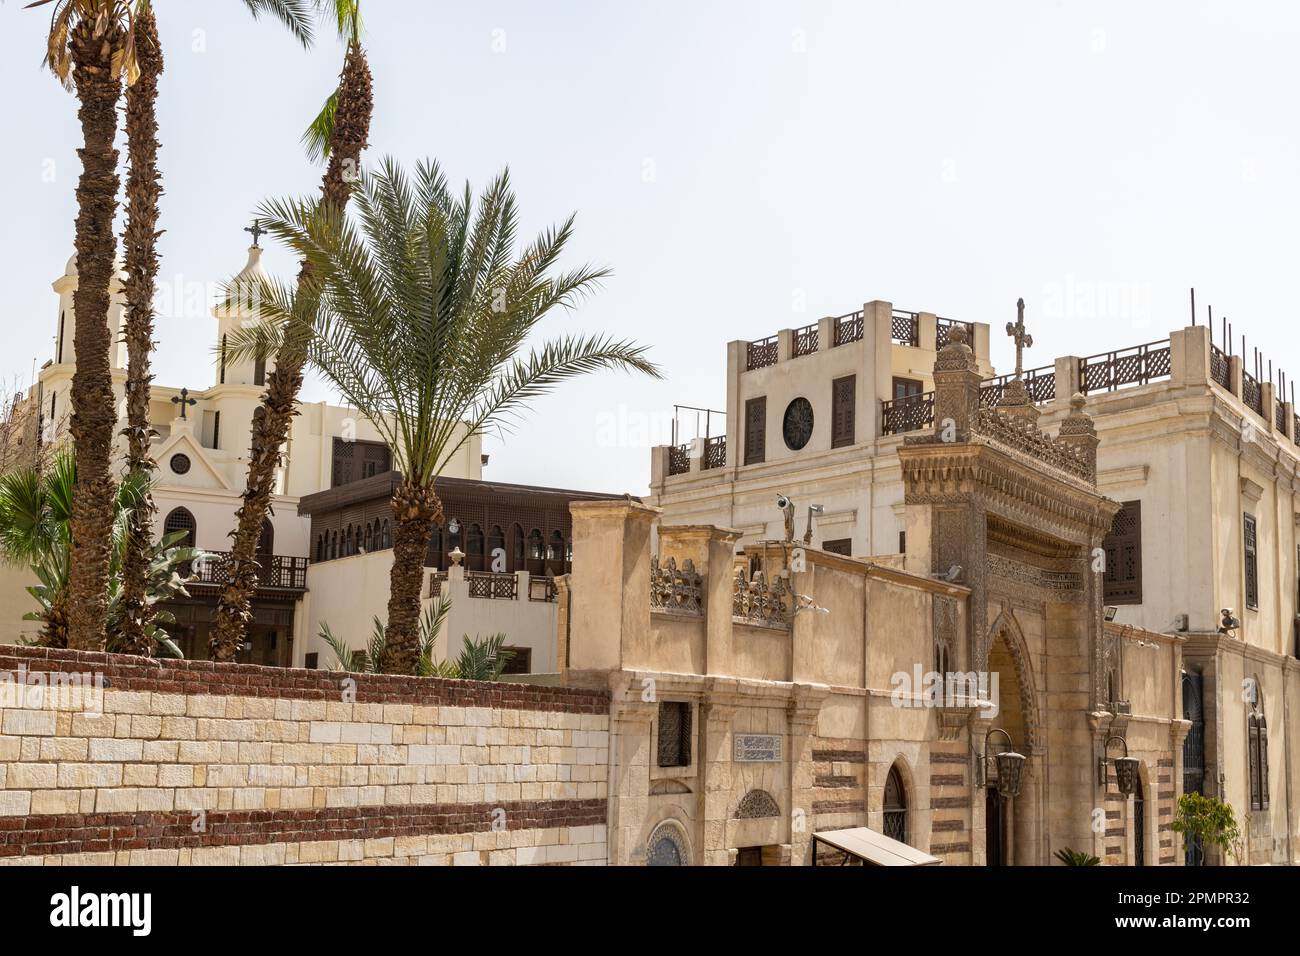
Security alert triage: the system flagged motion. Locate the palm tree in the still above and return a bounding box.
[117,0,316,653]
[226,158,660,672]
[210,0,372,659]
[0,451,201,654]
[26,0,137,650]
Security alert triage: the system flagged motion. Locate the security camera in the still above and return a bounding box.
[1218,608,1240,634]
[776,495,792,511]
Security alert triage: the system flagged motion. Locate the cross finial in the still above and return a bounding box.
[244,219,266,248]
[1006,297,1033,379]
[171,387,198,420]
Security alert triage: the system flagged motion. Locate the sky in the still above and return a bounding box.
[2,1,1298,496]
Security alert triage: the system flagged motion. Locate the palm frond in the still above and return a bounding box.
[241,0,316,48]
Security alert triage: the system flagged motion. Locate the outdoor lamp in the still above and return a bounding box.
[976,727,1026,798]
[1098,734,1140,795]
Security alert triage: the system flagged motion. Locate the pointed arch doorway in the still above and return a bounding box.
[983,613,1041,866]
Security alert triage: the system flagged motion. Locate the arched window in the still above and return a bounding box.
[315,534,324,562]
[883,763,907,844]
[467,523,485,571]
[163,508,197,548]
[646,820,689,866]
[487,525,505,570]
[510,524,524,571]
[363,522,373,553]
[1248,677,1269,811]
[427,525,443,567]
[381,520,391,550]
[546,530,564,562]
[527,529,543,561]
[330,530,338,560]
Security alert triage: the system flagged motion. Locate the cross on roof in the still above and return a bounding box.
[1006,297,1034,379]
[245,219,266,248]
[171,387,198,420]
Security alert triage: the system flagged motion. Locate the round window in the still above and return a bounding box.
[169,453,191,475]
[782,398,814,450]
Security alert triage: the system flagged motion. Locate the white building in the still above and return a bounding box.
[649,302,1300,864]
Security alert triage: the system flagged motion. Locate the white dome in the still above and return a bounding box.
[64,254,77,276]
[62,253,127,279]
[233,245,268,283]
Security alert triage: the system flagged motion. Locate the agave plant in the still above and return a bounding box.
[319,594,515,680]
[0,450,201,656]
[1053,847,1101,867]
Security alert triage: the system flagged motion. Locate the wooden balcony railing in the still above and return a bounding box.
[1210,344,1231,390]
[746,335,778,371]
[890,310,920,347]
[466,571,518,600]
[793,323,819,357]
[980,366,1057,407]
[881,393,934,435]
[1080,340,1172,394]
[1242,371,1263,415]
[936,317,975,349]
[191,552,308,591]
[668,443,691,476]
[703,435,726,470]
[833,311,864,346]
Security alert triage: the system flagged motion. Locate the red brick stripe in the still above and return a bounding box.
[0,798,607,859]
[0,646,608,715]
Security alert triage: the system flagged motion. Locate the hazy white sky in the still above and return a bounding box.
[3,1,1297,495]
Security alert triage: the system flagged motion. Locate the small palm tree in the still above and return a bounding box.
[0,451,200,655]
[212,0,373,659]
[117,0,317,652]
[227,157,660,672]
[1053,847,1101,866]
[321,596,516,680]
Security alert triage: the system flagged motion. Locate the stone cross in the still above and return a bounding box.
[244,219,266,248]
[171,387,198,420]
[1006,297,1034,379]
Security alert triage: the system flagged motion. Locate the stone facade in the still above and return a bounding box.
[0,645,607,866]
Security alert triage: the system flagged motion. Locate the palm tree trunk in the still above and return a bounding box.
[117,9,164,655]
[65,19,126,651]
[209,42,373,661]
[382,481,443,674]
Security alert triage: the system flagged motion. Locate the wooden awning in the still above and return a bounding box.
[812,827,942,866]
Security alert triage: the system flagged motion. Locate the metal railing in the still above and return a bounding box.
[833,311,864,346]
[890,310,920,347]
[703,435,726,470]
[1276,399,1288,434]
[192,552,308,591]
[746,335,778,371]
[1080,340,1172,394]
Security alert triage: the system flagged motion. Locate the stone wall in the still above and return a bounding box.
[0,645,608,866]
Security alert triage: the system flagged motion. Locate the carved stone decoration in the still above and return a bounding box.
[732,568,791,628]
[932,594,959,672]
[734,789,781,819]
[650,555,704,615]
[646,819,691,866]
[984,606,1042,753]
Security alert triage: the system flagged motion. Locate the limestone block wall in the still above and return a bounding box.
[0,646,608,866]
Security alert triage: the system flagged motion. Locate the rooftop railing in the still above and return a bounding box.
[890,310,920,347]
[746,335,779,371]
[1080,340,1172,394]
[191,552,308,591]
[833,311,864,346]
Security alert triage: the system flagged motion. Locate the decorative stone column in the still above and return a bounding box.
[932,324,982,441]
[1057,393,1100,479]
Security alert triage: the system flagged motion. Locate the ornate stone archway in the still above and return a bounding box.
[985,605,1042,754]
